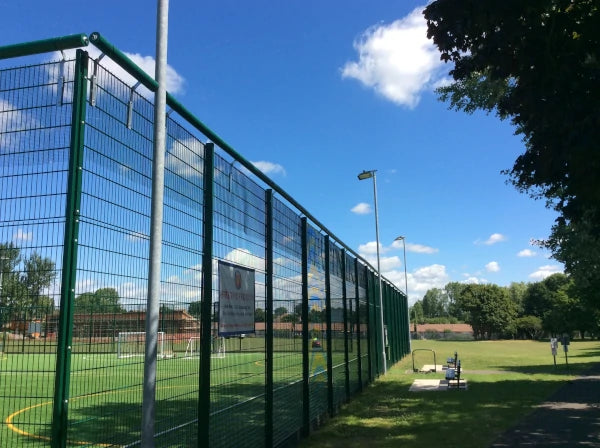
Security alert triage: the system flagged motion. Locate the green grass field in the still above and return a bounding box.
[0,337,352,447]
[300,339,600,448]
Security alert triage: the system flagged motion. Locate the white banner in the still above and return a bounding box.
[218,260,256,336]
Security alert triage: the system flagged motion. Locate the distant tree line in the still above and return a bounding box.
[411,274,599,340]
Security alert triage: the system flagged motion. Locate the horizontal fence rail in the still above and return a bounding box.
[0,33,410,448]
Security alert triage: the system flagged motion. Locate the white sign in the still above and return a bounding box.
[218,261,256,336]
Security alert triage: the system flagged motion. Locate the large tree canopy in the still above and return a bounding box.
[424,0,600,302]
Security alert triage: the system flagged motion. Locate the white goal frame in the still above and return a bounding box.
[117,331,165,359]
[183,336,226,359]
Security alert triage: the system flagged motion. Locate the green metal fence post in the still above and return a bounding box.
[301,217,309,436]
[265,189,274,447]
[341,250,350,398]
[198,142,215,447]
[51,49,88,448]
[324,237,333,416]
[354,258,362,391]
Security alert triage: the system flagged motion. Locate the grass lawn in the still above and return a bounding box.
[299,339,600,448]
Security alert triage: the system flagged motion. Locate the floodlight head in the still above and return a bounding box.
[357,170,375,180]
[394,236,405,241]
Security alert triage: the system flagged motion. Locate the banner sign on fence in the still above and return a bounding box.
[218,260,256,336]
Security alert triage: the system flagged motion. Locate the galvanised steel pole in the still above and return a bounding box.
[395,236,411,352]
[142,0,169,446]
[358,170,386,375]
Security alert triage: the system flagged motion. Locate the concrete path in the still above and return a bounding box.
[490,363,600,447]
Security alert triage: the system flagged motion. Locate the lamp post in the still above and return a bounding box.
[394,236,410,350]
[357,169,386,374]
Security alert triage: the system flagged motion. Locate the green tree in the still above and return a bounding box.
[459,284,517,339]
[515,316,543,340]
[254,308,265,323]
[424,0,600,306]
[422,288,447,318]
[0,243,56,320]
[274,307,288,319]
[74,287,124,314]
[444,282,467,320]
[188,301,201,317]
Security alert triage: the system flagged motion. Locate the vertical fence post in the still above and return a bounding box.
[324,237,333,416]
[198,142,215,447]
[51,49,88,448]
[365,268,374,382]
[265,189,274,448]
[301,217,309,436]
[341,250,350,398]
[354,259,362,391]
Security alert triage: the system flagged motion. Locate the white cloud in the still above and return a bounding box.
[395,242,438,254]
[12,228,33,242]
[518,249,536,257]
[50,47,185,95]
[461,276,487,285]
[358,241,387,256]
[341,5,446,108]
[167,137,204,178]
[362,254,402,272]
[252,161,286,176]
[478,233,507,245]
[529,265,563,280]
[126,231,148,242]
[485,261,500,272]
[126,52,185,94]
[351,202,372,214]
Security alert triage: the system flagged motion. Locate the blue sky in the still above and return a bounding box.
[0,0,563,304]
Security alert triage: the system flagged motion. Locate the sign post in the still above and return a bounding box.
[561,335,570,370]
[550,337,558,368]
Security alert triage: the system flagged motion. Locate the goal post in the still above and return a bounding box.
[183,335,226,359]
[117,331,165,359]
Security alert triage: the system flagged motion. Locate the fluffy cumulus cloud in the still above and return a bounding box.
[341,5,446,108]
[407,264,449,300]
[252,161,286,176]
[51,47,185,95]
[529,265,563,280]
[390,239,438,254]
[461,276,487,285]
[478,233,507,245]
[518,249,536,257]
[12,228,33,242]
[485,261,500,272]
[126,52,185,94]
[358,241,387,256]
[351,202,372,215]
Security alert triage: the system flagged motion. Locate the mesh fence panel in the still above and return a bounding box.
[271,197,303,446]
[0,44,410,448]
[345,252,360,394]
[0,59,72,447]
[209,152,266,448]
[329,243,346,409]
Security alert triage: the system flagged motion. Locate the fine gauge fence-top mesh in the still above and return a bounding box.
[0,34,410,448]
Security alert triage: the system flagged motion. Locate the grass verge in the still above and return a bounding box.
[299,339,600,448]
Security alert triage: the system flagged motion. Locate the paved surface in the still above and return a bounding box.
[490,363,600,447]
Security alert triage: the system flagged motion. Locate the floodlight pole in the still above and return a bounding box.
[357,170,386,374]
[395,236,411,351]
[142,0,169,446]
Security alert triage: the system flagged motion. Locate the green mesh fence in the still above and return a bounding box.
[0,37,410,448]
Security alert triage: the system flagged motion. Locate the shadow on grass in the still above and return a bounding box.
[299,372,599,448]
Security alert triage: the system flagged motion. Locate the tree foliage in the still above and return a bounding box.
[0,243,56,321]
[74,288,124,314]
[458,284,517,339]
[424,0,600,304]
